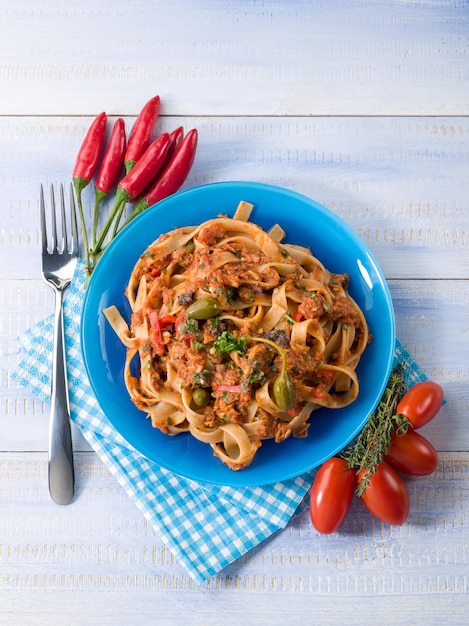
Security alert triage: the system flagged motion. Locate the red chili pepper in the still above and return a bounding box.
[93,133,170,254]
[72,111,107,192]
[95,118,126,196]
[118,132,170,201]
[124,95,161,173]
[92,118,126,246]
[164,126,184,164]
[133,128,198,212]
[72,111,107,275]
[130,128,184,204]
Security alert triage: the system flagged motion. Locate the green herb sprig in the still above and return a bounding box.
[213,331,248,354]
[341,364,408,496]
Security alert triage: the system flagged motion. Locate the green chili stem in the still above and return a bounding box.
[115,198,146,236]
[92,189,108,248]
[111,201,127,238]
[91,187,129,257]
[73,178,91,275]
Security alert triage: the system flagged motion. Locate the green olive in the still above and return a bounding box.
[272,371,296,411]
[185,297,222,320]
[192,388,211,407]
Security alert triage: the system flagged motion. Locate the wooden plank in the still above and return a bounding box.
[0,116,468,279]
[0,451,467,624]
[0,1,467,116]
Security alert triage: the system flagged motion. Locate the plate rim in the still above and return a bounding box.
[81,181,396,486]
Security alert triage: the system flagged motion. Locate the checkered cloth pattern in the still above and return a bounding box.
[13,261,426,582]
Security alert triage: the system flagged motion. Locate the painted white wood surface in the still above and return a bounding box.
[1,0,467,116]
[0,1,468,623]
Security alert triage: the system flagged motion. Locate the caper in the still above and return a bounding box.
[192,387,211,407]
[272,371,296,411]
[185,297,222,320]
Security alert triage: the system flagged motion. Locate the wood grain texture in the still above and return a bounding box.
[0,0,467,116]
[1,0,468,621]
[1,116,467,279]
[0,452,467,624]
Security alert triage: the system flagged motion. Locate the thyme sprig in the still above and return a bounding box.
[341,364,409,496]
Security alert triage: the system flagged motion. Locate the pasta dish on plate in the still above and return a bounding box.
[104,201,370,470]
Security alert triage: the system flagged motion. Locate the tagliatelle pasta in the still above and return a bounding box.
[103,201,370,471]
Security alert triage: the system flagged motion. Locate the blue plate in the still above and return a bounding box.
[81,182,395,486]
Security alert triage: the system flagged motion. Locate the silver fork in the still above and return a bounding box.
[40,183,78,504]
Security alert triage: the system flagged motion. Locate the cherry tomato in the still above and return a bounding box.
[310,457,356,534]
[358,462,409,526]
[396,381,444,429]
[385,429,438,476]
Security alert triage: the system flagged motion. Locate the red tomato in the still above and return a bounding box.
[358,462,409,526]
[385,430,438,476]
[310,457,356,534]
[396,381,444,429]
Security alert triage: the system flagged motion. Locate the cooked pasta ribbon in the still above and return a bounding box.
[103,201,370,471]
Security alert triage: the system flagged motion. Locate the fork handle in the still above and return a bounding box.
[48,289,75,504]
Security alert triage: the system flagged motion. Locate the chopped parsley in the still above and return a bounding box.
[213,331,248,354]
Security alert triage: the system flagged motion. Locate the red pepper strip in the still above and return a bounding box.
[293,311,303,322]
[158,314,177,328]
[72,111,107,274]
[133,128,198,213]
[93,117,126,246]
[148,309,165,355]
[93,133,170,253]
[124,95,161,173]
[216,384,242,393]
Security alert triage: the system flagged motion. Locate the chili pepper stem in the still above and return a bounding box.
[73,178,92,275]
[124,160,135,174]
[111,201,128,237]
[91,187,129,256]
[92,189,108,247]
[116,198,147,234]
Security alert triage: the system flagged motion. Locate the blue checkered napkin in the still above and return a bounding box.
[13,262,316,582]
[13,262,426,582]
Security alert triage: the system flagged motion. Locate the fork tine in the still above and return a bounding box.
[69,183,79,256]
[50,184,58,252]
[40,184,48,251]
[59,184,67,253]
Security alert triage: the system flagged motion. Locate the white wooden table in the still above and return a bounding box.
[1,1,468,624]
